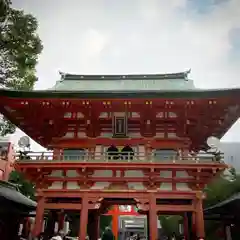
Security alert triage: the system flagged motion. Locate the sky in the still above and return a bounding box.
[9,0,240,151]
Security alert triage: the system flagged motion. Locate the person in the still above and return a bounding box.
[101,227,114,240]
[121,145,134,160]
[107,145,119,160]
[50,230,65,240]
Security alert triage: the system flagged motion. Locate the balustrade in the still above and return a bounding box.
[15,151,223,163]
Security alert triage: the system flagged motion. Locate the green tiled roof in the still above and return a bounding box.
[49,71,195,91]
[1,70,240,99]
[0,181,36,208]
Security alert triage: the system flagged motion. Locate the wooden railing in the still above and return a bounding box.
[15,151,224,163]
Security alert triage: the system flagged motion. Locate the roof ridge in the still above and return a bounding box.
[59,70,191,81]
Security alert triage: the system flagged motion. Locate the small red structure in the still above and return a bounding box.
[0,137,15,180]
[1,71,240,240]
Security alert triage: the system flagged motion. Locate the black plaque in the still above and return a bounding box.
[113,116,127,137]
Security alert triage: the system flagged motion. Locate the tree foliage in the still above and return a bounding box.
[0,0,42,198]
[159,215,182,238]
[0,0,43,135]
[8,170,36,200]
[204,174,240,209]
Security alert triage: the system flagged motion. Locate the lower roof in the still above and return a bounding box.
[0,181,36,209]
[204,193,240,215]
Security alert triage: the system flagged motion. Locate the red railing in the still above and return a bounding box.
[15,151,223,163]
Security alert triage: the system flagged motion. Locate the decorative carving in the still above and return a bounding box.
[88,197,103,210]
[196,191,204,199]
[134,198,150,211]
[78,180,94,189]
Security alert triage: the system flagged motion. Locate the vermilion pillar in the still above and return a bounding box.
[79,195,89,240]
[149,194,158,240]
[195,195,205,239]
[32,196,45,237]
[183,213,189,240]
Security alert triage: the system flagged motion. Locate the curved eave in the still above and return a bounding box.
[1,88,240,99]
[204,193,240,215]
[0,181,36,209]
[1,88,240,149]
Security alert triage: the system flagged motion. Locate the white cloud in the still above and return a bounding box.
[81,29,110,58]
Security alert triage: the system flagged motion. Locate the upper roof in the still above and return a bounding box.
[49,70,195,91]
[1,70,240,99]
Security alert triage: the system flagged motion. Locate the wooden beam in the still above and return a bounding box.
[156,204,194,212]
[50,137,190,148]
[45,176,210,184]
[38,189,197,199]
[44,203,82,210]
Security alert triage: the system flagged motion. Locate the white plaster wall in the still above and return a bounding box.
[66,182,80,189]
[91,182,110,189]
[128,133,141,138]
[99,112,108,118]
[49,170,63,177]
[131,112,140,118]
[95,146,103,160]
[66,170,79,177]
[124,170,144,177]
[138,145,146,161]
[155,133,164,138]
[176,183,191,191]
[128,182,146,190]
[113,112,126,117]
[63,132,74,138]
[48,181,63,189]
[77,132,87,138]
[159,183,172,190]
[176,171,192,178]
[100,133,112,137]
[116,171,121,177]
[92,170,113,177]
[159,171,172,178]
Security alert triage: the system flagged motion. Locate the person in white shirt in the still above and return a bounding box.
[50,230,65,240]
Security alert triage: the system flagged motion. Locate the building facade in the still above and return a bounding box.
[0,137,15,180]
[1,71,240,240]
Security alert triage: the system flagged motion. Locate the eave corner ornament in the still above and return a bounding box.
[59,71,66,80]
[184,68,191,79]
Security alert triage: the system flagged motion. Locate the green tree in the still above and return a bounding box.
[0,0,43,135]
[0,0,42,198]
[204,173,240,209]
[159,215,182,238]
[8,170,36,200]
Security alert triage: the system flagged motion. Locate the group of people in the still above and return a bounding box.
[107,145,134,160]
[30,230,71,240]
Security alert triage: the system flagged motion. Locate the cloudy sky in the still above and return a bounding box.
[10,0,240,150]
